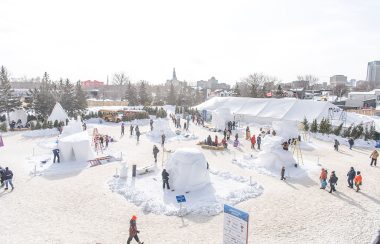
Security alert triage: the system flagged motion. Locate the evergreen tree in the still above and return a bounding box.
[167,82,176,105]
[310,119,318,133]
[342,124,353,138]
[302,117,309,131]
[233,83,241,97]
[59,79,75,116]
[369,124,378,140]
[350,123,364,139]
[0,66,22,125]
[125,81,138,106]
[73,81,87,116]
[138,81,151,105]
[333,123,343,136]
[29,72,56,118]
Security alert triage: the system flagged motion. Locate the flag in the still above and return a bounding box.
[266,92,272,97]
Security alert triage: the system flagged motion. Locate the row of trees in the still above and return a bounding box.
[27,72,87,118]
[0,66,22,124]
[302,117,378,140]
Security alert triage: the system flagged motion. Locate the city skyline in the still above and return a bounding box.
[1,0,379,84]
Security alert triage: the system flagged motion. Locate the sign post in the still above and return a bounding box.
[223,204,249,244]
[176,195,186,226]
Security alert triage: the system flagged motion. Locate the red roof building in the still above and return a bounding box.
[81,80,104,89]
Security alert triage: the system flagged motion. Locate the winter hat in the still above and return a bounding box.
[131,215,137,220]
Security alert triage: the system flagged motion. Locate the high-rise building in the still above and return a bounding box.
[330,75,347,86]
[367,61,380,88]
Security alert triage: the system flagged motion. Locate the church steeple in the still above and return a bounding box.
[172,68,177,81]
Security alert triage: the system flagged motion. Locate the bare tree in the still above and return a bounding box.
[333,84,348,100]
[113,72,129,101]
[242,73,278,98]
[297,74,319,87]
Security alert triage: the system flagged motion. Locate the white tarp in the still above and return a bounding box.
[9,109,28,126]
[165,148,211,192]
[48,103,69,122]
[58,131,94,162]
[195,97,373,126]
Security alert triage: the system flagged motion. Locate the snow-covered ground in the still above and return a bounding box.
[0,117,380,243]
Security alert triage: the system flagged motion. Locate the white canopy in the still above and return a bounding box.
[196,97,339,123]
[48,103,69,122]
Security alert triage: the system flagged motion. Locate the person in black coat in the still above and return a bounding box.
[0,166,5,187]
[346,167,356,188]
[53,148,60,163]
[328,171,338,193]
[162,169,170,190]
[153,145,160,163]
[348,138,354,150]
[281,166,286,180]
[257,135,262,150]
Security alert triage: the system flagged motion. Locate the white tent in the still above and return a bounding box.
[165,148,210,192]
[48,103,69,123]
[9,109,28,126]
[58,131,94,162]
[195,97,372,126]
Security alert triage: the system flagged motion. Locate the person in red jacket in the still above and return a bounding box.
[214,135,218,146]
[354,171,362,192]
[319,168,327,189]
[127,215,143,244]
[251,135,256,149]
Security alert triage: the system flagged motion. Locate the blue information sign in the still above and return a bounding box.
[223,204,249,244]
[176,195,186,203]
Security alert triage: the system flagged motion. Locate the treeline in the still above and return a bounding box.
[302,117,379,140]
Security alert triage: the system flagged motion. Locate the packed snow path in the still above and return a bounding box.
[0,119,379,243]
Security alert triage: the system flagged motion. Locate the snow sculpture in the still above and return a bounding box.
[165,148,211,192]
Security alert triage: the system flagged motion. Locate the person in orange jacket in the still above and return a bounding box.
[354,171,362,192]
[127,215,143,244]
[251,135,256,149]
[319,168,327,189]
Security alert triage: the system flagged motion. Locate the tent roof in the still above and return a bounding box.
[48,103,69,122]
[195,97,338,122]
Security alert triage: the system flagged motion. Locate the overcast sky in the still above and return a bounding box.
[1,0,379,84]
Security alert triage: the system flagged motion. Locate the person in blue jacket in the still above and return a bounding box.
[4,167,14,190]
[53,148,60,163]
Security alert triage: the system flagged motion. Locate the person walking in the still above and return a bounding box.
[150,119,153,131]
[223,128,227,139]
[250,134,256,149]
[130,125,134,136]
[52,148,60,163]
[334,139,340,151]
[348,138,354,150]
[257,135,262,150]
[4,167,14,191]
[127,215,144,244]
[0,166,5,187]
[136,130,141,142]
[214,135,218,146]
[328,171,338,193]
[280,166,286,180]
[105,135,109,148]
[162,169,170,190]
[246,126,250,140]
[347,167,356,188]
[370,149,379,166]
[354,171,362,192]
[121,123,125,136]
[153,145,159,163]
[319,168,327,189]
[161,134,166,147]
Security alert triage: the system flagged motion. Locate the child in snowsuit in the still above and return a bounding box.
[334,139,340,151]
[319,168,327,189]
[328,171,338,193]
[251,135,256,149]
[127,215,143,244]
[354,171,362,192]
[347,167,356,188]
[257,135,261,150]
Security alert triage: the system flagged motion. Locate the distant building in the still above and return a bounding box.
[166,68,185,86]
[346,89,380,108]
[330,75,347,86]
[367,61,380,88]
[81,80,104,89]
[215,82,231,90]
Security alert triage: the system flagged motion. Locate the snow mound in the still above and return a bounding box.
[22,128,59,138]
[59,131,95,162]
[61,120,83,138]
[166,148,210,192]
[255,136,297,172]
[108,169,263,216]
[272,120,299,139]
[146,119,176,141]
[48,102,69,122]
[312,133,376,149]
